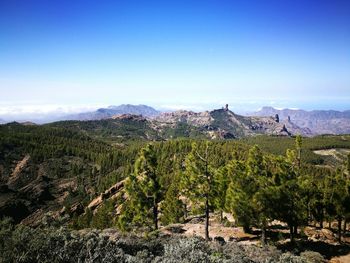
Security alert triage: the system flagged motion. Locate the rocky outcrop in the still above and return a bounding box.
[7,155,31,189]
[155,110,214,127]
[88,180,125,211]
[111,114,147,122]
[154,108,305,138]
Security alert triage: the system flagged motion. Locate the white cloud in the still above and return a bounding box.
[0,104,105,116]
[0,103,107,123]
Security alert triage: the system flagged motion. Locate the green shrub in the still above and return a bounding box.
[300,251,326,263]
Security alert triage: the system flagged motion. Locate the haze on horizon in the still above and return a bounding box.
[1,0,350,119]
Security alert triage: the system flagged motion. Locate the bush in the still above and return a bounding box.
[300,251,326,263]
[0,219,324,263]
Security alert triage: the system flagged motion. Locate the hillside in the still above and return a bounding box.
[1,121,348,226]
[47,115,161,143]
[255,106,350,135]
[0,123,141,224]
[241,134,350,166]
[1,122,350,262]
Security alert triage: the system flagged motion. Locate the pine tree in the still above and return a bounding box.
[225,145,272,245]
[225,158,253,232]
[347,154,350,177]
[181,141,214,241]
[271,153,305,243]
[118,144,162,231]
[91,199,115,229]
[324,168,348,242]
[161,178,185,225]
[213,165,229,221]
[244,146,270,244]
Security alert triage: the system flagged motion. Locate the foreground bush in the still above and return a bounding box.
[0,219,325,263]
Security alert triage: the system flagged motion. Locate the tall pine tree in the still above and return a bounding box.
[118,144,162,231]
[181,141,214,241]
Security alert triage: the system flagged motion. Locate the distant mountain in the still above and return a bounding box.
[154,107,311,139]
[65,104,160,120]
[49,107,310,143]
[254,106,350,134]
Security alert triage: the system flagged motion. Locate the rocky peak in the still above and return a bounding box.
[111,114,146,122]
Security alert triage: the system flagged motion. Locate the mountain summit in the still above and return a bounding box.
[153,106,311,138]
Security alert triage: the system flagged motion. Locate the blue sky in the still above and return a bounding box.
[0,0,349,117]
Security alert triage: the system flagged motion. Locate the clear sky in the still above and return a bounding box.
[0,0,350,117]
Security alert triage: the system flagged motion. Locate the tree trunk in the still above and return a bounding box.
[153,200,158,230]
[343,219,347,235]
[293,225,298,235]
[261,225,266,246]
[289,225,294,243]
[307,203,310,225]
[329,221,331,229]
[338,217,342,243]
[220,210,223,222]
[204,150,210,241]
[205,194,210,241]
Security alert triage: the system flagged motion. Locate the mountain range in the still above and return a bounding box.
[47,106,311,142]
[65,104,160,120]
[254,106,350,135]
[1,104,350,136]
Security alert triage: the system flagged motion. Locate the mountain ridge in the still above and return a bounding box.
[254,106,350,135]
[46,107,310,143]
[65,104,160,120]
[153,107,312,138]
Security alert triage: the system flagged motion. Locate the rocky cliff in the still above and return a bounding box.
[254,107,350,135]
[153,108,311,138]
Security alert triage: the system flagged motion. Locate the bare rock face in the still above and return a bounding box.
[155,110,214,127]
[154,107,308,138]
[7,155,32,189]
[20,209,45,227]
[88,180,125,211]
[111,114,146,122]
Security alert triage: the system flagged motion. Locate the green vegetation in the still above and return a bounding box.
[241,134,350,165]
[181,141,214,240]
[1,121,350,261]
[0,217,327,263]
[47,118,160,144]
[118,144,163,231]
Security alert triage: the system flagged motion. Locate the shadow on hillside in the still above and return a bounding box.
[277,240,350,259]
[248,226,350,259]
